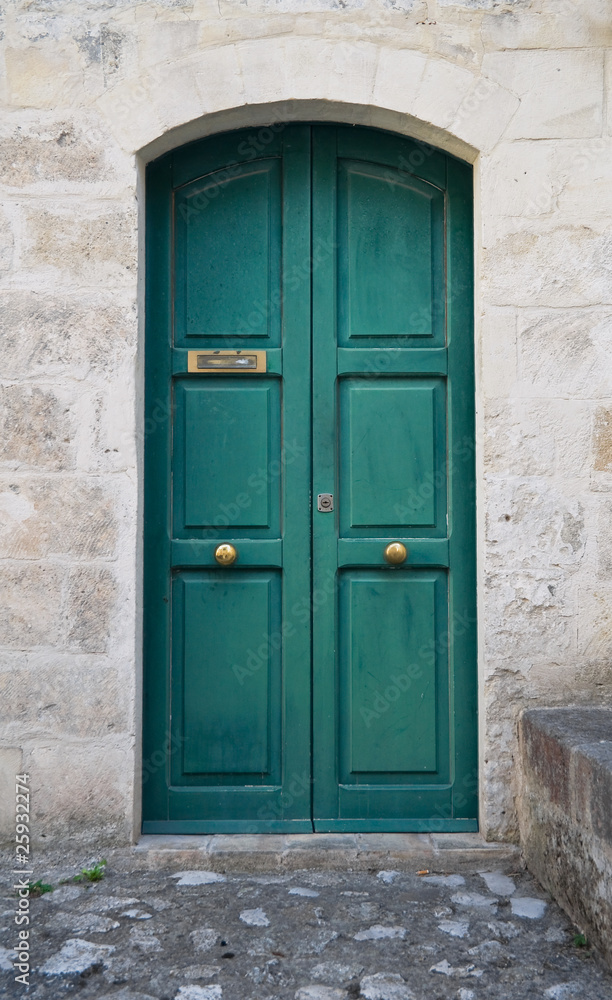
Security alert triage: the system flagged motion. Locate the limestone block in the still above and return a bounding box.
[449,75,519,153]
[194,45,247,116]
[0,655,128,739]
[96,72,166,154]
[483,221,612,308]
[550,401,592,480]
[484,401,555,477]
[481,140,612,221]
[238,38,379,107]
[481,3,612,50]
[485,479,586,575]
[484,399,591,479]
[0,205,15,275]
[26,737,133,845]
[0,477,117,560]
[479,309,517,399]
[577,584,612,659]
[372,48,428,117]
[3,39,85,109]
[0,385,76,472]
[590,404,612,492]
[480,672,526,841]
[0,747,23,841]
[482,571,576,663]
[157,61,221,136]
[0,564,64,649]
[73,22,136,89]
[74,379,138,474]
[0,119,106,188]
[517,309,612,398]
[527,659,612,705]
[595,500,612,578]
[66,566,117,654]
[410,57,476,130]
[21,203,137,285]
[138,19,209,70]
[0,292,134,381]
[593,406,612,473]
[481,50,603,139]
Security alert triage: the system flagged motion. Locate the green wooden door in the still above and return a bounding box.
[143,124,477,834]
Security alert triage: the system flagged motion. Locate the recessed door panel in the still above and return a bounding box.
[340,378,446,533]
[340,571,443,777]
[337,160,445,346]
[174,160,281,345]
[175,571,280,779]
[173,379,280,535]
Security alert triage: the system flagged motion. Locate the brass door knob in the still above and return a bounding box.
[215,543,237,566]
[384,542,407,565]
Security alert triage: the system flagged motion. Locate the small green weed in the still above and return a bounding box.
[60,859,107,885]
[75,859,107,883]
[573,933,589,948]
[23,880,53,898]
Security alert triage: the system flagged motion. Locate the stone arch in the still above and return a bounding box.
[94,39,519,162]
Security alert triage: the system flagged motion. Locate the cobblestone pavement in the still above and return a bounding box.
[1,858,611,999]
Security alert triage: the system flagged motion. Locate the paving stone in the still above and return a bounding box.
[96,992,157,1000]
[479,870,517,895]
[430,959,484,978]
[295,987,346,999]
[176,987,223,1000]
[128,927,162,953]
[360,972,415,998]
[190,928,219,951]
[81,895,140,912]
[544,985,582,999]
[48,911,120,933]
[376,870,400,884]
[182,965,222,980]
[438,919,470,937]
[511,896,548,918]
[172,871,227,886]
[486,919,520,940]
[310,961,362,981]
[40,937,115,974]
[422,873,465,887]
[353,925,406,940]
[240,907,270,926]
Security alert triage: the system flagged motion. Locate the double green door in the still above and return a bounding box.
[143,124,477,833]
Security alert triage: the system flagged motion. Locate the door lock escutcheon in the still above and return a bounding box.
[317,493,334,512]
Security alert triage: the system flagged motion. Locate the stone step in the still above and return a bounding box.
[130,832,521,874]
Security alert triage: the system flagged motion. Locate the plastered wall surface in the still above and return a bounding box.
[0,0,611,846]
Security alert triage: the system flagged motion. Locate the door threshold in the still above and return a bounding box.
[134,832,520,873]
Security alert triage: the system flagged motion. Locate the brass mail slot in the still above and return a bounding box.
[188,350,266,373]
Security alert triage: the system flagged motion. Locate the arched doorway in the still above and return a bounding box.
[143,123,476,832]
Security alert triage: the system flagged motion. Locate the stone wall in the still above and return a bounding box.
[518,708,612,966]
[0,0,611,845]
